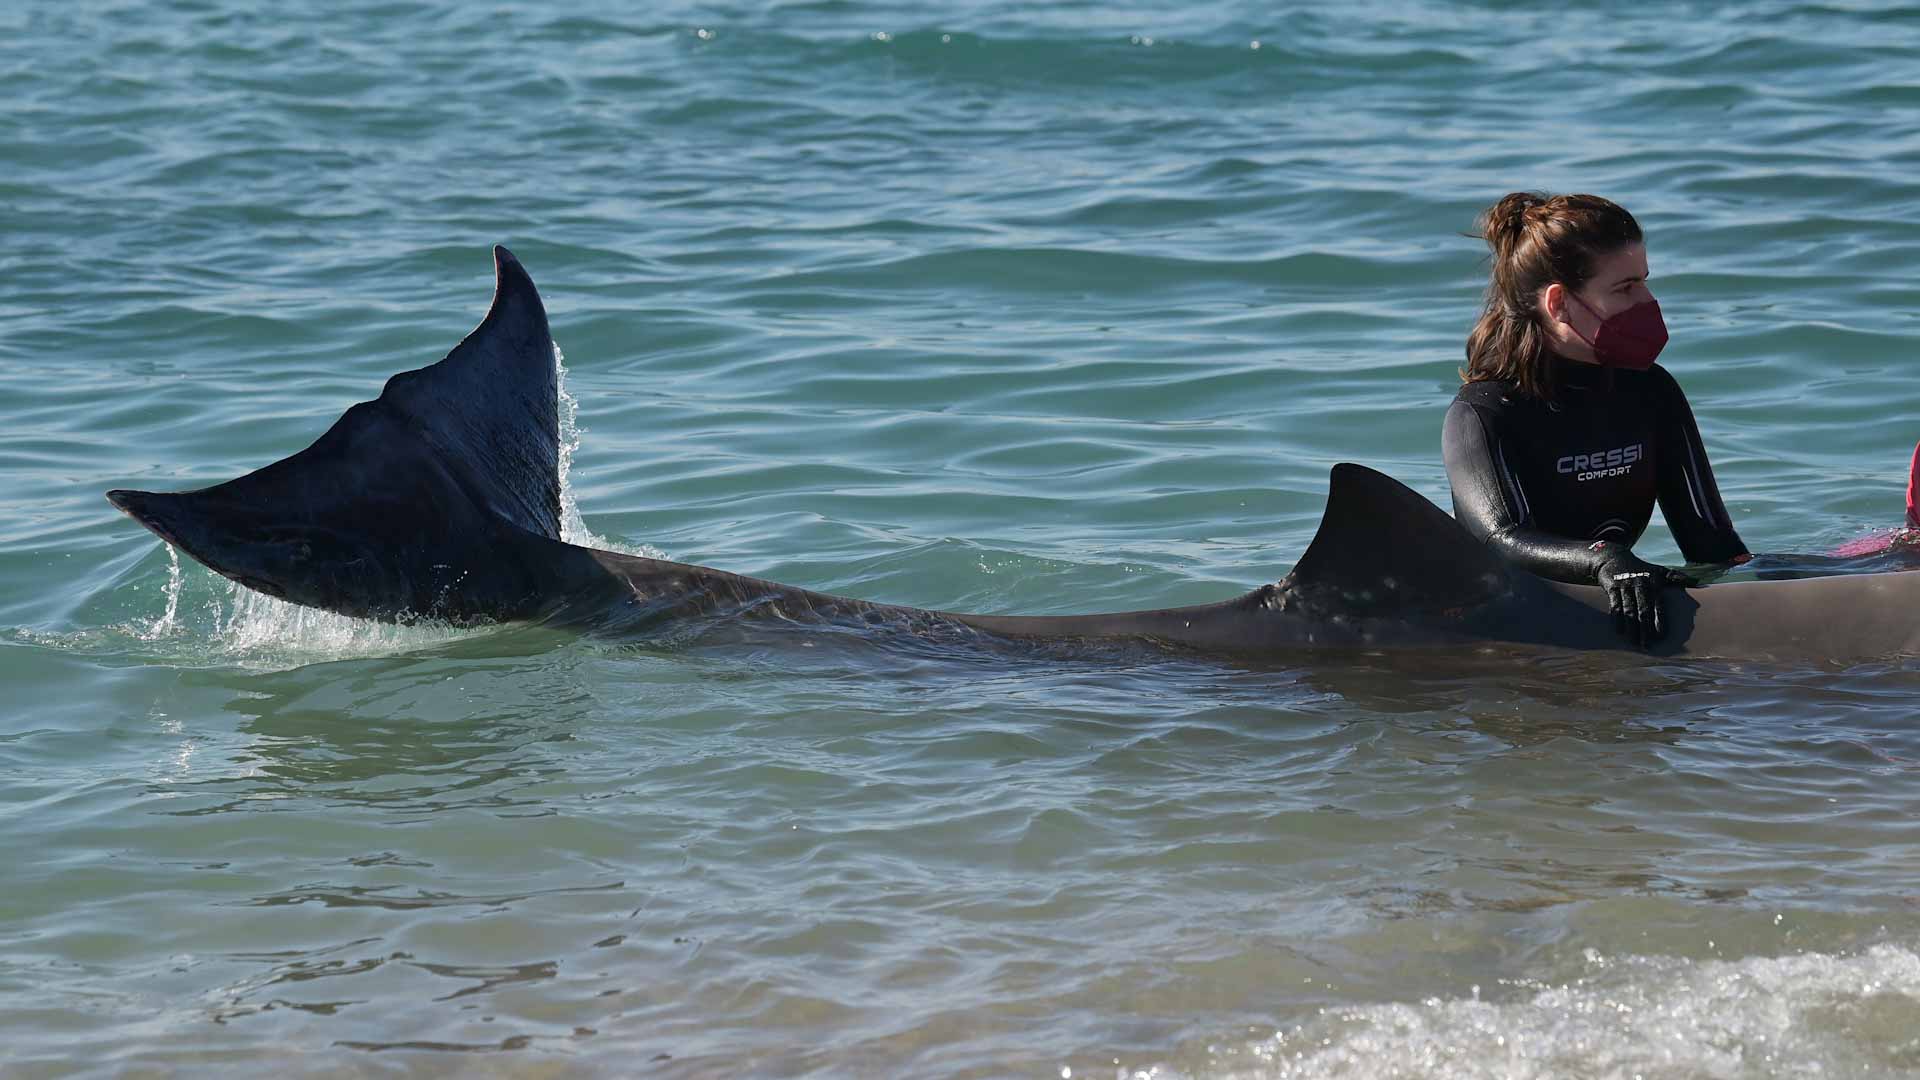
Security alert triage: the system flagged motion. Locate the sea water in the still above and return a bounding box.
[4,2,1920,1075]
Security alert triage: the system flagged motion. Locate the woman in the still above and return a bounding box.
[1442,192,1749,646]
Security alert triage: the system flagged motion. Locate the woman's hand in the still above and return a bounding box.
[1593,544,1693,646]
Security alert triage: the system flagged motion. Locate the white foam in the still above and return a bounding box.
[1177,943,1920,1080]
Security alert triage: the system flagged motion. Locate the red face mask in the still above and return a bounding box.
[1567,290,1668,371]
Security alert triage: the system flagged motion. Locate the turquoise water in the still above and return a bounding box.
[7,2,1920,1075]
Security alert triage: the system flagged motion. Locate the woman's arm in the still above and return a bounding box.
[1647,367,1749,564]
[1442,398,1611,584]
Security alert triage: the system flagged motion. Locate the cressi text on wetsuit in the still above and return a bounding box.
[1441,359,1747,584]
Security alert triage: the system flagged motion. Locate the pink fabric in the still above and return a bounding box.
[1824,442,1920,557]
[1831,532,1897,558]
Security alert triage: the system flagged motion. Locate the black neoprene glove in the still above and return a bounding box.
[1592,543,1693,647]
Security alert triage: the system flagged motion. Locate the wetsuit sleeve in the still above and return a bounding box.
[1649,369,1749,564]
[1442,398,1610,585]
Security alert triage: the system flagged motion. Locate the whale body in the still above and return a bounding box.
[107,247,1920,663]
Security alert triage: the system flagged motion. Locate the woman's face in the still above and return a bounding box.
[1543,243,1654,364]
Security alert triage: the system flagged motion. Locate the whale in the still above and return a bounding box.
[106,246,1920,663]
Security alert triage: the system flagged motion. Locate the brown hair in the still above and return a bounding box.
[1464,192,1644,399]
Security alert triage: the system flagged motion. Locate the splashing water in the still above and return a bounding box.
[1188,943,1920,1080]
[554,341,667,560]
[86,542,485,670]
[136,543,183,641]
[555,340,592,546]
[203,580,482,667]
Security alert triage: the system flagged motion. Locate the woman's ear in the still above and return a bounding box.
[1540,282,1566,326]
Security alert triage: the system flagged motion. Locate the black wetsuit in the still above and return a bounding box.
[1442,359,1747,584]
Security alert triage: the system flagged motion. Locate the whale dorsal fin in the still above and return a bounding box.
[1283,463,1511,616]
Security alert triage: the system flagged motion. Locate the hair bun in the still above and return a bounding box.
[1480,191,1546,258]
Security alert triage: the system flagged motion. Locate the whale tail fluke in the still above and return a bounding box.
[107,246,565,621]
